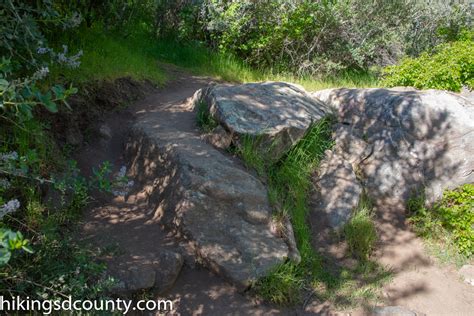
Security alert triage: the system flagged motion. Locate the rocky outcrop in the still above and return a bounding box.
[125,95,293,290]
[312,88,474,207]
[196,82,329,159]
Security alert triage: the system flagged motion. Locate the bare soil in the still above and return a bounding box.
[75,66,474,315]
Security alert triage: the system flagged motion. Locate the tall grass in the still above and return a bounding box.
[49,26,379,90]
[235,118,390,306]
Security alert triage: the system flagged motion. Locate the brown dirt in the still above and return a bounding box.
[76,66,474,315]
[310,196,474,315]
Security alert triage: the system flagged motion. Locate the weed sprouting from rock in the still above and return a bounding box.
[196,101,218,132]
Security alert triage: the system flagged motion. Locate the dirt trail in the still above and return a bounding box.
[76,68,473,315]
[374,202,474,315]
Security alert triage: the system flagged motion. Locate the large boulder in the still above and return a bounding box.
[125,95,293,290]
[312,88,474,206]
[197,82,329,159]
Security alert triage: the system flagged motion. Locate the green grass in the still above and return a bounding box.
[407,185,474,265]
[196,101,218,132]
[233,117,391,307]
[49,26,167,85]
[49,25,379,91]
[343,192,377,262]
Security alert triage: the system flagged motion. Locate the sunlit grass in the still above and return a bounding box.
[49,25,379,90]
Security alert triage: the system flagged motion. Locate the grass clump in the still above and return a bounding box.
[256,262,306,305]
[236,135,267,177]
[407,184,474,261]
[196,101,218,132]
[343,193,377,262]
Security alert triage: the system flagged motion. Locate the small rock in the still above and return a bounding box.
[99,123,113,140]
[459,264,474,286]
[372,306,418,316]
[108,251,183,294]
[126,265,156,291]
[202,125,232,149]
[153,250,184,294]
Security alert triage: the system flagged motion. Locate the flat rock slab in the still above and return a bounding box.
[313,88,474,206]
[125,93,291,290]
[198,82,329,159]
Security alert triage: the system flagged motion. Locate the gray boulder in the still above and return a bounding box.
[312,88,474,206]
[197,82,329,159]
[125,96,293,290]
[110,250,183,294]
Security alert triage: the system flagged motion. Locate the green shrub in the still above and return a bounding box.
[382,38,474,92]
[157,1,471,77]
[408,184,474,258]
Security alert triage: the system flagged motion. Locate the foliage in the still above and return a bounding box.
[408,184,474,258]
[0,228,33,265]
[158,0,471,77]
[1,58,77,121]
[382,36,474,91]
[49,26,166,84]
[236,135,266,176]
[196,101,218,132]
[256,261,305,305]
[343,193,377,261]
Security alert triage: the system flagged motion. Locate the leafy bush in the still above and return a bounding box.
[157,0,471,77]
[382,36,474,91]
[408,184,474,258]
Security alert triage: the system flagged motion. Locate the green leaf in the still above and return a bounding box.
[22,244,34,254]
[0,78,8,91]
[40,92,58,113]
[0,248,11,265]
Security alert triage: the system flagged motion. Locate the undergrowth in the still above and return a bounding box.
[407,184,474,265]
[236,117,391,306]
[0,118,114,299]
[382,33,474,92]
[49,25,379,90]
